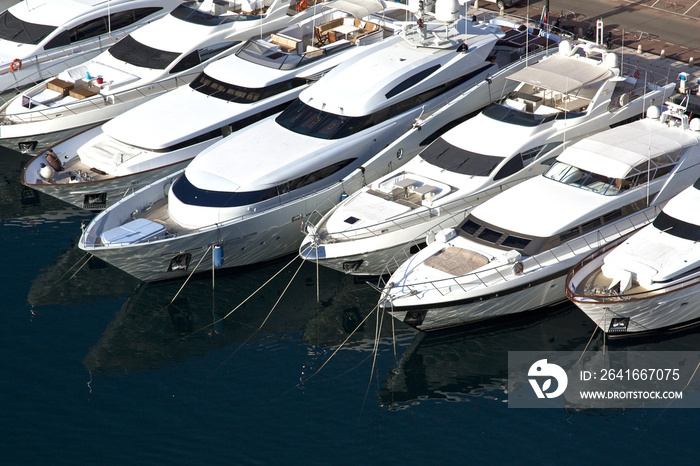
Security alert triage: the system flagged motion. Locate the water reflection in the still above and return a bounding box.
[381,305,601,409]
[83,260,416,373]
[381,304,700,410]
[27,239,139,307]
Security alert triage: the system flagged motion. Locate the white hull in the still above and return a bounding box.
[575,285,700,335]
[382,208,660,331]
[567,248,700,336]
[21,125,212,210]
[302,46,678,276]
[0,77,188,152]
[81,170,360,281]
[388,274,570,331]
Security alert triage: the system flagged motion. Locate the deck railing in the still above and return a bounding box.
[380,206,661,298]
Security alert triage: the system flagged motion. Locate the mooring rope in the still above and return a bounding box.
[169,244,212,306]
[300,303,380,384]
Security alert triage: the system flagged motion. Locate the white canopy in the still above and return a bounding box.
[557,119,697,179]
[507,55,614,98]
[323,0,388,17]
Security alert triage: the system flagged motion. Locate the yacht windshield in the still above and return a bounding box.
[189,72,306,103]
[275,100,374,140]
[482,102,576,127]
[170,2,260,25]
[420,137,503,176]
[652,211,700,241]
[0,11,56,44]
[544,161,621,195]
[109,35,180,69]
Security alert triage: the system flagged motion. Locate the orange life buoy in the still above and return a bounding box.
[10,58,22,72]
[296,0,307,11]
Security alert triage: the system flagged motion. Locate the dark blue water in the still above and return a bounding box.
[2,145,698,465]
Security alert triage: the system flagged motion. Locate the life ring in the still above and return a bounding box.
[512,261,524,275]
[10,58,22,72]
[296,0,307,11]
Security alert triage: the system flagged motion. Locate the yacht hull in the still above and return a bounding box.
[0,121,100,154]
[81,171,360,282]
[574,284,700,336]
[0,79,188,153]
[382,208,660,332]
[567,251,700,336]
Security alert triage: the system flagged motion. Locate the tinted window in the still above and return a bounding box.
[69,17,109,42]
[276,64,495,140]
[109,35,179,69]
[189,72,306,102]
[478,227,502,243]
[460,219,480,235]
[385,65,440,99]
[169,50,201,74]
[501,235,531,249]
[0,11,56,44]
[169,3,256,25]
[109,7,162,30]
[172,159,356,207]
[45,30,71,50]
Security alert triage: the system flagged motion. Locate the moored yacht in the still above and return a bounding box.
[379,102,700,332]
[21,0,399,210]
[79,0,521,281]
[0,0,328,153]
[299,38,676,275]
[0,0,179,95]
[565,160,700,337]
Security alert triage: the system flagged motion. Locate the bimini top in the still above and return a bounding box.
[323,0,388,17]
[557,115,700,179]
[506,55,614,98]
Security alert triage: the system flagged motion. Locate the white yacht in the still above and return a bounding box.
[0,0,328,153]
[378,102,700,332]
[566,155,700,337]
[299,39,676,275]
[79,0,521,281]
[0,0,180,95]
[21,0,399,210]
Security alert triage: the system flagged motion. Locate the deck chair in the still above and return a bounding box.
[314,26,328,46]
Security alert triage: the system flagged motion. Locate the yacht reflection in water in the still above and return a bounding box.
[82,259,416,374]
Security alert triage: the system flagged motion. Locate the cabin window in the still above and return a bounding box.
[69,17,110,42]
[109,35,180,69]
[171,159,356,207]
[385,65,441,99]
[275,64,495,140]
[460,219,481,235]
[0,11,56,44]
[45,31,71,50]
[189,73,306,102]
[501,235,531,250]
[109,8,164,31]
[478,227,503,244]
[169,3,251,25]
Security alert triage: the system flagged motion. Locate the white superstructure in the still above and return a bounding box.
[79,0,519,281]
[0,0,180,95]
[566,127,700,336]
[380,102,700,332]
[299,39,676,275]
[0,0,329,153]
[21,0,399,210]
